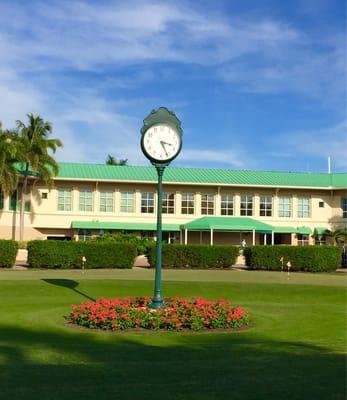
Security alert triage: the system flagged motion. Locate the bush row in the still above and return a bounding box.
[243,245,342,272]
[27,240,137,269]
[0,240,18,268]
[146,244,239,269]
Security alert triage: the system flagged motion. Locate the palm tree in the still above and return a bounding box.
[106,154,128,166]
[16,114,63,240]
[330,228,347,245]
[0,123,19,196]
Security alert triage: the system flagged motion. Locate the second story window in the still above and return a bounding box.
[342,198,347,219]
[240,195,253,216]
[201,193,214,215]
[120,192,134,213]
[99,191,114,212]
[141,192,154,213]
[221,195,234,215]
[278,196,292,218]
[79,190,93,212]
[181,193,195,215]
[297,197,310,218]
[0,190,3,210]
[58,189,71,211]
[260,196,272,217]
[163,192,175,214]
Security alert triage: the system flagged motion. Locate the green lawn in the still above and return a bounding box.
[0,269,346,400]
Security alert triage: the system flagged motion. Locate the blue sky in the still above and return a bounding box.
[0,0,346,172]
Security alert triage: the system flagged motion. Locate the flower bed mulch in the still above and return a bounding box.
[67,296,249,332]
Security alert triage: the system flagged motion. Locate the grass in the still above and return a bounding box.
[0,269,346,400]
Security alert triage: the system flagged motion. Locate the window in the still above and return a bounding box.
[79,229,91,241]
[9,191,30,211]
[260,196,272,217]
[181,193,194,215]
[319,201,324,208]
[120,192,135,213]
[201,193,214,215]
[297,234,309,246]
[342,198,347,219]
[0,190,3,209]
[240,195,253,216]
[42,192,48,199]
[9,191,30,212]
[79,190,93,212]
[221,195,233,215]
[297,197,310,218]
[141,192,154,213]
[278,196,292,217]
[58,189,72,211]
[99,191,114,212]
[163,192,175,214]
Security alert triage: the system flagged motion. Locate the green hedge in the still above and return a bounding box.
[0,240,18,268]
[27,240,137,269]
[243,245,342,272]
[146,244,239,269]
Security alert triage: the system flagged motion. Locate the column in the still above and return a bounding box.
[184,228,188,244]
[135,189,141,215]
[114,188,120,215]
[234,193,241,216]
[176,191,182,216]
[252,229,255,245]
[94,183,99,213]
[72,186,79,212]
[254,193,260,217]
[210,229,214,245]
[196,192,201,216]
[215,187,221,216]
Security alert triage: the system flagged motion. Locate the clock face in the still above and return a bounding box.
[142,124,181,162]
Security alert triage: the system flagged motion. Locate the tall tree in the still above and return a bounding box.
[106,154,128,166]
[16,114,62,240]
[0,122,19,196]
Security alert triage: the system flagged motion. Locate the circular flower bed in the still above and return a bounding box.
[67,296,249,331]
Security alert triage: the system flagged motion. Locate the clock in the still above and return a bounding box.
[141,123,182,164]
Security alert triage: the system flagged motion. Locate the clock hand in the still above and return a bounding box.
[160,141,169,157]
[160,140,173,146]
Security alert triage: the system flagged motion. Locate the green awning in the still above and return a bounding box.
[296,226,312,235]
[72,221,180,232]
[272,226,296,234]
[314,227,331,236]
[180,217,273,233]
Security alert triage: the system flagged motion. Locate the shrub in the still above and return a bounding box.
[244,245,342,272]
[146,244,239,269]
[0,240,18,268]
[67,296,249,331]
[27,240,137,269]
[17,241,28,249]
[93,232,154,255]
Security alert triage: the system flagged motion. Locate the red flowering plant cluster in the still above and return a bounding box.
[67,296,249,331]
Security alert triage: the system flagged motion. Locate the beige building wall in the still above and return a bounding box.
[0,178,346,242]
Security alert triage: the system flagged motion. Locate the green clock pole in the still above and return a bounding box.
[140,107,183,310]
[150,164,166,309]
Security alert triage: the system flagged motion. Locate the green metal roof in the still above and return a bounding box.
[272,226,297,234]
[296,226,312,235]
[314,227,331,236]
[71,221,180,231]
[54,163,347,189]
[181,217,274,232]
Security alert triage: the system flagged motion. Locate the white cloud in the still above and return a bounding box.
[179,148,248,168]
[273,121,347,169]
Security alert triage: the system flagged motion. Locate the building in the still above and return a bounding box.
[0,162,346,245]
